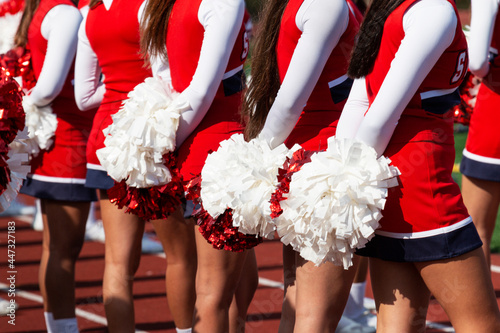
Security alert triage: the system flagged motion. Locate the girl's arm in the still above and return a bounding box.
[28,4,81,106]
[337,0,457,156]
[468,0,499,78]
[74,5,105,110]
[258,0,349,148]
[172,0,245,147]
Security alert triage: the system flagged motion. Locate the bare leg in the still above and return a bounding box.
[278,245,297,333]
[461,175,500,267]
[39,199,90,318]
[370,258,430,333]
[193,229,248,333]
[150,210,197,329]
[293,253,357,333]
[100,190,145,333]
[229,248,259,333]
[417,248,500,333]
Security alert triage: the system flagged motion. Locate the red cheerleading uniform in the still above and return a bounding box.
[84,0,151,189]
[169,0,247,181]
[461,4,500,182]
[278,0,358,152]
[20,0,97,201]
[356,0,481,262]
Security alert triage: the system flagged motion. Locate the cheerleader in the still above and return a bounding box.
[460,0,500,268]
[336,0,500,331]
[13,0,97,331]
[140,0,259,332]
[241,0,363,331]
[74,0,197,331]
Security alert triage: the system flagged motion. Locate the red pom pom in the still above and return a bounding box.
[270,148,314,219]
[195,207,262,252]
[0,46,36,91]
[0,0,24,17]
[185,175,263,252]
[453,71,478,126]
[106,153,184,221]
[0,66,25,195]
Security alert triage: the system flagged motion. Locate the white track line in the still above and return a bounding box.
[0,283,148,333]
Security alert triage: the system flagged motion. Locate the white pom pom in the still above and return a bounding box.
[200,133,300,239]
[96,76,184,188]
[275,137,400,269]
[0,131,31,212]
[0,12,22,54]
[22,95,58,156]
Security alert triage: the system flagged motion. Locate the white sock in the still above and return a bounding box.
[44,312,56,333]
[54,317,79,333]
[343,282,366,319]
[86,202,97,226]
[176,328,192,333]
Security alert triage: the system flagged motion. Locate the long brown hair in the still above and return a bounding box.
[15,0,79,47]
[241,0,289,140]
[347,0,406,78]
[139,0,175,64]
[14,0,40,47]
[89,0,101,7]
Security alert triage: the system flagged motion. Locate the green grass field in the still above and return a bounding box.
[453,129,500,253]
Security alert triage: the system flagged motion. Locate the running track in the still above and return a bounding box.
[1,194,500,333]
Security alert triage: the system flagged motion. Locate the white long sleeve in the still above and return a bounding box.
[74,6,105,110]
[28,5,81,106]
[150,0,245,148]
[336,0,457,156]
[257,0,349,148]
[468,0,499,78]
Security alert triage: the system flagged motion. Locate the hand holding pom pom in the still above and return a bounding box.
[200,133,300,239]
[274,137,400,269]
[96,76,183,188]
[20,94,57,156]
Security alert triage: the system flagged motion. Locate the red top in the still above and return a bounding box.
[276,0,358,111]
[28,0,76,99]
[366,0,468,119]
[166,0,247,96]
[86,0,151,103]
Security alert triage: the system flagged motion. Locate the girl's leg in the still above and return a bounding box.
[416,248,500,333]
[369,258,430,333]
[461,175,500,267]
[39,199,90,318]
[192,229,248,333]
[99,190,145,333]
[278,245,297,333]
[229,248,259,333]
[293,253,357,333]
[150,209,197,330]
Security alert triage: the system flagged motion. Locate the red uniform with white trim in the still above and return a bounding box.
[169,0,247,181]
[354,0,480,262]
[461,2,500,182]
[84,0,151,189]
[279,0,358,151]
[20,0,97,201]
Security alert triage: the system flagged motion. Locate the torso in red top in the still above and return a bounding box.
[366,0,468,119]
[28,0,76,100]
[276,0,358,111]
[166,0,247,98]
[86,0,151,103]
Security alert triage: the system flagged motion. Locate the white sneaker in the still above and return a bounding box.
[349,310,377,330]
[335,315,376,333]
[363,297,376,311]
[85,219,106,242]
[0,200,36,217]
[0,298,17,316]
[31,199,43,231]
